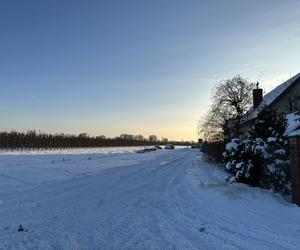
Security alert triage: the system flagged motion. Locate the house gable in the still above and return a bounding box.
[241,73,300,124]
[269,76,300,114]
[227,73,300,136]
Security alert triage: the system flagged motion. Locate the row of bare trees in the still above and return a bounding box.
[0,131,191,150]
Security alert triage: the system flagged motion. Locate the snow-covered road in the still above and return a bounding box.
[0,148,300,249]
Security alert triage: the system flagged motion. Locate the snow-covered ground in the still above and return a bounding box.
[0,146,158,155]
[0,148,299,249]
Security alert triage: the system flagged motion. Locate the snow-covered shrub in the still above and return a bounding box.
[251,108,290,194]
[257,135,290,194]
[250,107,287,140]
[223,137,262,185]
[223,107,291,194]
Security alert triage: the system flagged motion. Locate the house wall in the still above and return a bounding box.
[288,136,300,205]
[227,119,253,138]
[271,83,300,114]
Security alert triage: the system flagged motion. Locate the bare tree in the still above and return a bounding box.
[199,75,254,141]
[133,135,145,141]
[148,134,157,142]
[161,137,168,143]
[96,135,106,140]
[199,104,228,141]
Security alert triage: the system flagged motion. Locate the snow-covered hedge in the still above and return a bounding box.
[202,141,225,162]
[223,108,291,195]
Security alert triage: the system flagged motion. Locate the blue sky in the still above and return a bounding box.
[0,0,299,140]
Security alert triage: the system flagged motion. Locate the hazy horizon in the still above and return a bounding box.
[1,0,300,141]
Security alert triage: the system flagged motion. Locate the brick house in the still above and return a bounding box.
[228,72,300,135]
[228,72,300,205]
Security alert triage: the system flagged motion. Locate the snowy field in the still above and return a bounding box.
[0,147,299,249]
[0,146,162,155]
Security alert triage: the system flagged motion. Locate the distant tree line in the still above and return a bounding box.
[0,131,192,150]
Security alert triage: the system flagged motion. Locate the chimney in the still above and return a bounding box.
[253,82,263,109]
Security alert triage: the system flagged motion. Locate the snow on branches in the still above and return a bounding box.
[223,107,291,195]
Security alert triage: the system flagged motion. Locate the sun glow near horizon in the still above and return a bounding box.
[0,1,299,140]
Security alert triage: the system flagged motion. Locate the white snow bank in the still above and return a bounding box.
[187,152,300,250]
